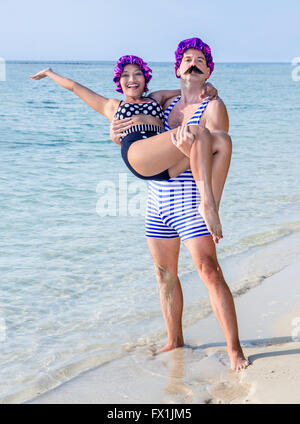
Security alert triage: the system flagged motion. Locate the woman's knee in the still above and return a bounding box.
[212,131,232,154]
[189,125,210,140]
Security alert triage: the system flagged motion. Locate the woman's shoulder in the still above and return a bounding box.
[106,98,123,119]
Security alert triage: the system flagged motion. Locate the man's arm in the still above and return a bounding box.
[203,97,229,132]
[149,82,218,109]
[148,89,181,107]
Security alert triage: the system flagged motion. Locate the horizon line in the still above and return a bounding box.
[5,60,292,64]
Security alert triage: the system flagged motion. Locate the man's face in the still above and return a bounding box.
[177,48,210,81]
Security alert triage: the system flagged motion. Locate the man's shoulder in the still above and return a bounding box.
[203,97,229,131]
[206,96,226,113]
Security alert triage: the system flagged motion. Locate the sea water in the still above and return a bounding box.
[0,61,299,402]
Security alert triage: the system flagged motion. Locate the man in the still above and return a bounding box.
[111,38,249,371]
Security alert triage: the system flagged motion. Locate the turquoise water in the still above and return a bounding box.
[0,62,299,402]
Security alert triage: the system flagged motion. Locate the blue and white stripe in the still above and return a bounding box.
[124,123,164,135]
[145,96,211,241]
[163,95,210,130]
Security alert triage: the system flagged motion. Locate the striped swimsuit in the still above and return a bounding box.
[145,95,211,242]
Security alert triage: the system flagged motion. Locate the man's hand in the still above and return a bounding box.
[201,82,218,100]
[171,125,195,157]
[110,117,133,146]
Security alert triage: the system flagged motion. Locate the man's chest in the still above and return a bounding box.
[166,103,207,129]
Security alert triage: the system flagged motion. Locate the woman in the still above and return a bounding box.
[29,55,221,241]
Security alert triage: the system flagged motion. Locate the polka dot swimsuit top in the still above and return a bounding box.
[114,98,164,120]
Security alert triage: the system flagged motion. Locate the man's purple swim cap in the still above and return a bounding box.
[113,55,152,93]
[174,37,214,78]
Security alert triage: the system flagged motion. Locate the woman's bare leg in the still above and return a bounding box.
[169,131,232,212]
[188,126,223,243]
[168,156,190,178]
[127,128,187,177]
[169,130,232,205]
[210,131,232,210]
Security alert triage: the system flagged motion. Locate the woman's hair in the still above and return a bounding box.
[113,55,152,93]
[174,37,214,78]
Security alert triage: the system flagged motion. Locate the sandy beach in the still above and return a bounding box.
[26,249,300,405]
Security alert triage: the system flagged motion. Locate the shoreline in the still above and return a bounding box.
[25,252,300,404]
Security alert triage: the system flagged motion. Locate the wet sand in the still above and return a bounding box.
[27,256,300,404]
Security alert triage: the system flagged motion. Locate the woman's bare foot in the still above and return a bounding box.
[199,202,223,244]
[228,347,250,371]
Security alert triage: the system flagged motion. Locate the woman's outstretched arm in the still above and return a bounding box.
[29,67,119,120]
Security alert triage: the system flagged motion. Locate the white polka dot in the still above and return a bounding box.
[152,110,157,115]
[135,110,139,114]
[148,106,153,110]
[120,114,124,119]
[130,107,134,111]
[142,135,147,139]
[144,110,148,114]
[121,108,126,113]
[126,111,131,116]
[156,107,161,111]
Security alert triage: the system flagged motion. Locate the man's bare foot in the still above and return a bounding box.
[199,202,223,244]
[159,340,184,353]
[228,347,250,371]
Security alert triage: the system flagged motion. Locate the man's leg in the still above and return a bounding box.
[147,237,184,352]
[184,235,249,371]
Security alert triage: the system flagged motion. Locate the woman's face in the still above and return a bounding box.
[120,64,146,97]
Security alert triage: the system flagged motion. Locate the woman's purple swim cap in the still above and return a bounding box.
[113,55,152,93]
[174,37,214,78]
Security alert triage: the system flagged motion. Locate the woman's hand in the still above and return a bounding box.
[29,67,52,80]
[171,125,195,157]
[110,117,133,146]
[201,82,218,100]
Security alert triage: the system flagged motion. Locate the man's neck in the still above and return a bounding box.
[179,80,207,105]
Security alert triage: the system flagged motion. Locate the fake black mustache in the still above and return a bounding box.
[184,65,203,75]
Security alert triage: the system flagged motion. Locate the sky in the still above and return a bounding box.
[1,0,299,62]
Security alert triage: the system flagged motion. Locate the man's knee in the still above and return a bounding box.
[154,263,177,289]
[195,255,222,283]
